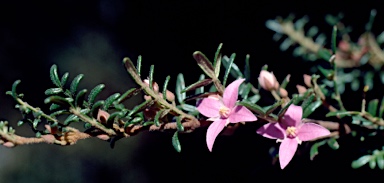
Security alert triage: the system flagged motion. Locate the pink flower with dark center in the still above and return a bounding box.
[197,79,257,152]
[256,104,330,169]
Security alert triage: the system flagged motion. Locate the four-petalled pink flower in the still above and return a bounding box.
[256,104,330,169]
[197,79,257,152]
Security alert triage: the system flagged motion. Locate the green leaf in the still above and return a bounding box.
[310,140,327,160]
[317,48,332,61]
[327,138,339,150]
[302,99,322,118]
[301,93,315,110]
[91,100,104,116]
[317,65,333,79]
[176,73,186,103]
[149,65,154,90]
[369,156,377,169]
[162,75,171,100]
[325,111,351,118]
[265,100,283,115]
[10,80,21,99]
[64,114,79,125]
[176,116,184,132]
[116,88,141,104]
[367,99,379,116]
[222,53,236,86]
[245,95,260,104]
[331,26,337,54]
[17,121,24,126]
[244,54,251,82]
[182,79,213,93]
[154,109,165,127]
[60,72,69,86]
[49,109,68,117]
[180,104,197,112]
[44,88,63,95]
[213,43,223,78]
[136,55,142,76]
[277,96,297,118]
[44,96,73,107]
[379,96,384,118]
[88,84,105,107]
[142,121,154,127]
[172,131,181,153]
[130,116,144,125]
[103,93,121,110]
[351,155,371,169]
[364,71,374,89]
[239,83,252,99]
[123,57,139,77]
[50,64,61,87]
[75,89,87,107]
[70,74,84,95]
[377,153,384,170]
[365,9,377,31]
[237,101,265,115]
[280,74,290,89]
[128,100,155,117]
[196,74,205,94]
[193,51,215,78]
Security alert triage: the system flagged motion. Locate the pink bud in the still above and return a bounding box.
[338,40,350,52]
[296,85,307,94]
[3,142,15,148]
[97,134,110,141]
[303,74,312,87]
[258,70,279,91]
[279,88,288,98]
[166,90,175,102]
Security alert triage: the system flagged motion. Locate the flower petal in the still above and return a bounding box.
[256,122,285,139]
[229,105,257,123]
[297,123,331,141]
[222,79,245,109]
[206,119,226,152]
[281,104,303,128]
[279,138,298,169]
[197,97,221,118]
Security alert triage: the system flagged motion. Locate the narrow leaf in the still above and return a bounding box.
[310,139,327,160]
[237,101,265,115]
[162,75,171,100]
[128,100,155,117]
[60,72,69,86]
[64,114,79,125]
[180,104,197,112]
[379,96,384,118]
[367,99,379,116]
[116,88,141,104]
[325,111,351,118]
[11,80,21,99]
[142,121,154,127]
[88,84,105,107]
[136,55,142,76]
[193,51,215,78]
[331,25,337,54]
[149,65,154,90]
[103,93,121,110]
[44,88,63,95]
[302,99,322,118]
[70,74,84,95]
[44,96,73,107]
[327,138,340,150]
[222,53,236,86]
[377,154,384,170]
[91,100,104,116]
[369,157,377,169]
[176,73,186,103]
[214,43,223,78]
[176,116,184,132]
[265,100,283,115]
[317,48,332,61]
[351,155,371,169]
[50,64,61,87]
[244,54,251,82]
[172,131,181,153]
[182,79,213,93]
[196,74,205,94]
[123,57,139,77]
[301,93,315,111]
[49,103,61,111]
[75,89,87,107]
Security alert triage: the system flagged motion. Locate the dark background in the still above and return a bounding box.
[0,1,383,182]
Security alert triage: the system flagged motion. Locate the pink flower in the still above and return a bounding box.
[258,70,279,91]
[197,79,257,151]
[256,104,330,169]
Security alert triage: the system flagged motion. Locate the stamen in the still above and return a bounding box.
[285,126,297,138]
[219,106,230,118]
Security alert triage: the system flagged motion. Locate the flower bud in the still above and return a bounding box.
[258,70,279,91]
[3,142,15,148]
[296,85,307,94]
[279,88,288,98]
[303,74,312,87]
[97,109,110,124]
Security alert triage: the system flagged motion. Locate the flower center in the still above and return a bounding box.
[219,106,230,118]
[286,126,297,138]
